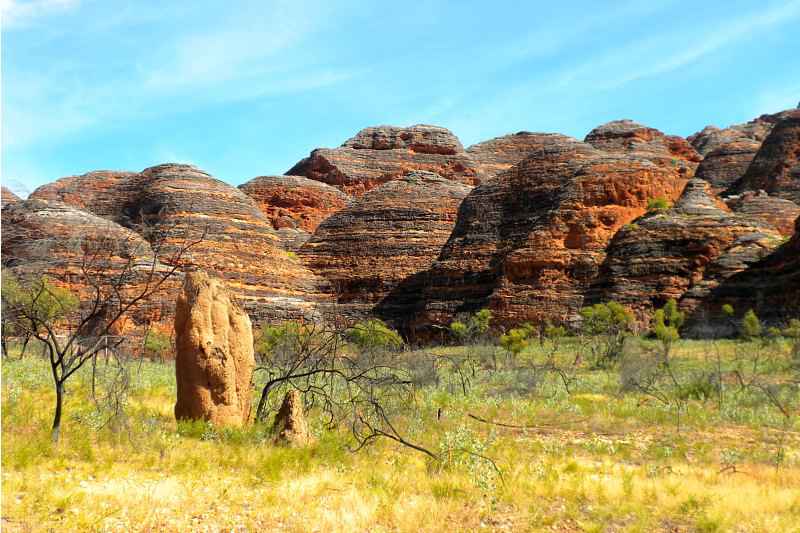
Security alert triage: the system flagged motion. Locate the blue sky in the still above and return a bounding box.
[2,0,799,196]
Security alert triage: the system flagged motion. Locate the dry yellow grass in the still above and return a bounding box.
[3,342,800,532]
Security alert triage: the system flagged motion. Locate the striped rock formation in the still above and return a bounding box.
[30,164,330,321]
[589,179,783,320]
[299,171,472,319]
[238,175,351,250]
[287,124,482,196]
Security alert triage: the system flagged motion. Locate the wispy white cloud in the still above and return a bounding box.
[556,1,800,90]
[3,0,355,150]
[444,1,800,143]
[0,0,79,28]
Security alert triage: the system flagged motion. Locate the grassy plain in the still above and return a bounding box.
[2,339,800,532]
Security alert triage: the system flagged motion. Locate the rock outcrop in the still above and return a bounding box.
[725,190,800,237]
[31,164,330,321]
[272,390,310,446]
[287,125,482,196]
[394,133,689,335]
[238,175,351,250]
[1,199,176,328]
[466,132,560,179]
[694,139,761,192]
[727,110,800,204]
[174,271,255,427]
[584,120,701,180]
[688,215,800,332]
[589,180,783,319]
[300,171,472,318]
[1,186,21,207]
[29,170,145,222]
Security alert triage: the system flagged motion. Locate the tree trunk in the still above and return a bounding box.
[51,381,64,443]
[19,336,30,359]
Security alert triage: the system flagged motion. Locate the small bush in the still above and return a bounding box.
[500,323,534,358]
[647,197,672,212]
[448,309,492,344]
[579,301,634,367]
[652,299,684,360]
[346,319,403,353]
[740,309,762,340]
[143,330,171,361]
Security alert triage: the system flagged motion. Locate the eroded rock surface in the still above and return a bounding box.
[727,111,800,203]
[238,175,351,249]
[695,139,761,192]
[725,190,800,237]
[287,125,482,196]
[1,186,21,207]
[688,110,796,156]
[300,171,472,318]
[30,170,145,222]
[589,180,783,319]
[688,215,800,333]
[466,132,560,179]
[31,164,330,321]
[396,133,689,335]
[1,199,177,329]
[584,120,700,180]
[174,272,254,427]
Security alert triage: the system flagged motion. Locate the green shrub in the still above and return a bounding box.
[448,309,492,344]
[143,330,171,360]
[646,197,671,212]
[740,309,762,340]
[255,322,305,357]
[579,301,634,367]
[346,319,403,353]
[500,323,534,358]
[652,299,684,360]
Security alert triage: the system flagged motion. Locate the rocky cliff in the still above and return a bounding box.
[1,199,177,329]
[391,130,689,335]
[694,139,761,192]
[584,120,701,180]
[724,191,800,237]
[589,179,783,320]
[687,215,800,332]
[299,171,472,318]
[30,164,330,321]
[238,175,351,250]
[287,124,482,196]
[1,186,21,207]
[466,132,561,179]
[727,110,800,204]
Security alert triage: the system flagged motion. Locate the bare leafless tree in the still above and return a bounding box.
[2,215,203,442]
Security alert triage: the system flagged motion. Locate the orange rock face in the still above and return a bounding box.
[1,186,21,207]
[238,175,351,250]
[299,171,472,318]
[466,132,563,179]
[695,139,761,193]
[589,180,783,320]
[725,190,800,237]
[688,215,800,332]
[688,110,793,156]
[395,132,690,335]
[584,120,701,180]
[1,199,179,328]
[30,164,331,322]
[29,170,142,221]
[287,124,482,196]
